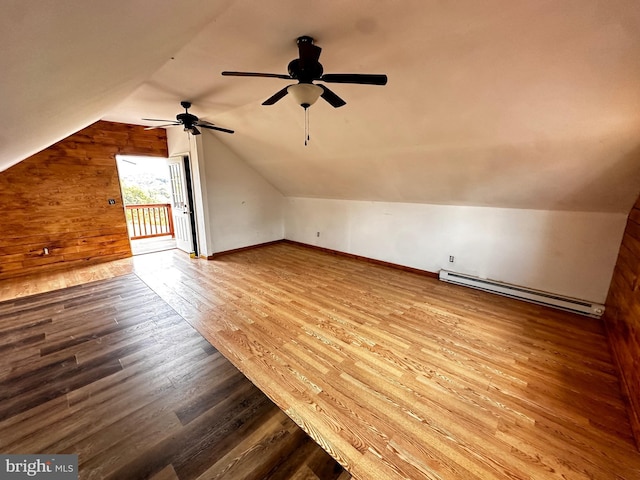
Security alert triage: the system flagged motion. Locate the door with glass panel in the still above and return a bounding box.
[167,156,193,253]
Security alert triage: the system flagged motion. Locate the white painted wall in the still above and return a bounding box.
[166,127,190,157]
[168,128,285,255]
[197,132,284,254]
[168,126,626,303]
[284,197,627,303]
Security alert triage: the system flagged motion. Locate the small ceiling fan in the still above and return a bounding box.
[143,101,234,135]
[222,36,387,108]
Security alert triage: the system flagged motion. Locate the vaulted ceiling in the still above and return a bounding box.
[3,0,640,213]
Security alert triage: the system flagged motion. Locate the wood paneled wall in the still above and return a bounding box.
[605,194,640,448]
[0,121,167,280]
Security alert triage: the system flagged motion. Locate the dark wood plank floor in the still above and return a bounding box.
[0,273,349,480]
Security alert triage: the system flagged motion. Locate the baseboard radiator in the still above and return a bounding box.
[439,270,605,318]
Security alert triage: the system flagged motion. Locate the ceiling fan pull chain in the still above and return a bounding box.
[304,106,310,146]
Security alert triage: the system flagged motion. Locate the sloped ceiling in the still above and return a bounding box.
[4,1,640,213]
[0,0,231,171]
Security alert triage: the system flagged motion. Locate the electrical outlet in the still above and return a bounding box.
[449,255,454,263]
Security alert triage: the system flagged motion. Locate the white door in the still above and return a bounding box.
[168,156,193,253]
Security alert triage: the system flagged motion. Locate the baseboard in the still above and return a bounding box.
[282,239,438,279]
[206,240,285,260]
[206,238,438,279]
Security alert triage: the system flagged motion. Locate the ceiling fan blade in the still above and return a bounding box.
[222,71,291,79]
[319,85,346,108]
[262,86,291,105]
[189,126,201,135]
[199,124,235,134]
[142,118,176,122]
[320,73,388,85]
[144,124,177,130]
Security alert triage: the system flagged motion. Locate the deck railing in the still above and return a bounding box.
[125,203,175,240]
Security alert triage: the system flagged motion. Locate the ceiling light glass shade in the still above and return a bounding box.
[288,83,323,108]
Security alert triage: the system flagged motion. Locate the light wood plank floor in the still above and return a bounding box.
[0,272,348,479]
[2,242,640,479]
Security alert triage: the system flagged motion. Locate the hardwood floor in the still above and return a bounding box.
[0,273,348,480]
[128,243,640,480]
[2,242,640,479]
[0,256,136,302]
[130,236,177,256]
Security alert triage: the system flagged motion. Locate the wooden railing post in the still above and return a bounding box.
[125,203,175,240]
[166,204,175,239]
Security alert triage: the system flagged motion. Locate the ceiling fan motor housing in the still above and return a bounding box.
[288,59,323,82]
[177,112,198,127]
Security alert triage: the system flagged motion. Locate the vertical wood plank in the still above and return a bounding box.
[605,206,640,448]
[0,121,168,280]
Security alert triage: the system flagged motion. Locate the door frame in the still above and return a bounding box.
[115,154,177,256]
[181,154,199,257]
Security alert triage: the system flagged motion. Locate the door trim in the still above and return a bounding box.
[182,154,199,257]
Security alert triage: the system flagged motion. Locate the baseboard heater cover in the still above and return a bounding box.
[439,270,605,318]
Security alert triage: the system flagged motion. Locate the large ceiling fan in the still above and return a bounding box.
[143,101,234,135]
[222,36,387,109]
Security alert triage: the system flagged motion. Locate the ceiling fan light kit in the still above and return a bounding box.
[288,83,323,109]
